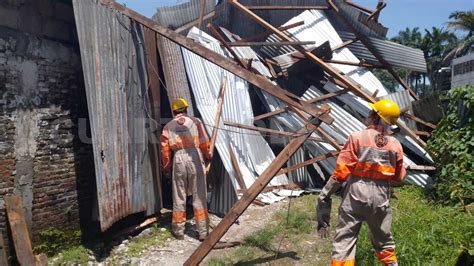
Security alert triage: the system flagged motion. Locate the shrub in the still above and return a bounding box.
[427,85,474,206]
[33,228,82,256]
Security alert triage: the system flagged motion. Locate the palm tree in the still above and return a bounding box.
[447,10,474,37]
[443,10,474,63]
[422,27,459,90]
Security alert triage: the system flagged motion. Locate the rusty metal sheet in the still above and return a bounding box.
[72,0,161,231]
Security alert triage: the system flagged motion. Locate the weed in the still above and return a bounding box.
[56,245,91,265]
[276,207,313,234]
[33,228,82,256]
[124,226,173,257]
[356,185,473,265]
[243,228,276,250]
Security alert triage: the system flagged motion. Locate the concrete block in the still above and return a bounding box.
[42,19,71,42]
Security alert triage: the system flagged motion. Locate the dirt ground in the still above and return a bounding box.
[122,194,335,265]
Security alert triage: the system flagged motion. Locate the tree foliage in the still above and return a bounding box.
[427,85,474,206]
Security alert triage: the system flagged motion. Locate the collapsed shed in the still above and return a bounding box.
[70,0,435,236]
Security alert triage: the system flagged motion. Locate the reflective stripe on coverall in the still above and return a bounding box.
[329,125,406,266]
[160,113,212,238]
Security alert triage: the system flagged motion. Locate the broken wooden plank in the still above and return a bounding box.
[414,130,431,137]
[324,59,384,69]
[344,0,375,14]
[406,165,436,171]
[175,10,216,33]
[367,1,386,21]
[228,144,247,190]
[327,0,419,101]
[198,0,206,28]
[207,23,246,68]
[184,116,326,265]
[235,21,304,43]
[206,75,228,174]
[35,254,48,266]
[403,113,437,130]
[223,121,323,142]
[98,0,333,125]
[245,5,329,10]
[5,195,35,266]
[228,41,315,47]
[276,151,339,175]
[331,38,359,52]
[229,0,425,148]
[254,89,349,121]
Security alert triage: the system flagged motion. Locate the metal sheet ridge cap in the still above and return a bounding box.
[95,0,334,125]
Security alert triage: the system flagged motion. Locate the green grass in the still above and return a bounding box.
[56,245,91,265]
[244,228,277,250]
[124,225,173,257]
[356,185,474,265]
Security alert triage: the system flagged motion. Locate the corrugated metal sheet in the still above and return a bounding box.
[219,10,433,187]
[155,37,196,116]
[331,0,388,39]
[73,0,161,231]
[153,0,216,29]
[181,28,289,191]
[338,31,427,73]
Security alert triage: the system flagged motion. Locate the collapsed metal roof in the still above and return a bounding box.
[71,0,435,232]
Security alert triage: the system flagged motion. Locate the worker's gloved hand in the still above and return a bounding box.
[316,197,331,239]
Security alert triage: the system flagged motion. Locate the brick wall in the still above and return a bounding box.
[0,0,95,240]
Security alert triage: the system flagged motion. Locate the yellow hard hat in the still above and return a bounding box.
[171,98,189,112]
[368,99,401,125]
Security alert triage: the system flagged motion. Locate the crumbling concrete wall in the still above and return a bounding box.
[0,0,95,239]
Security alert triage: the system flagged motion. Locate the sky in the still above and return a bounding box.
[120,0,473,38]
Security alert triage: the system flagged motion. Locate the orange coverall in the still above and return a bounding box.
[320,124,406,266]
[160,113,212,238]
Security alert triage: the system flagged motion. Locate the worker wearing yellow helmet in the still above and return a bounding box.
[316,99,406,266]
[160,98,212,240]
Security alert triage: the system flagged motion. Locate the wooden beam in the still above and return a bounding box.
[198,0,206,28]
[228,41,315,47]
[406,165,436,171]
[254,89,349,121]
[331,38,359,52]
[143,28,162,197]
[228,144,247,190]
[235,21,304,43]
[344,0,375,14]
[328,0,420,101]
[98,0,334,125]
[277,151,339,175]
[5,195,36,266]
[223,121,324,142]
[245,5,330,10]
[207,23,246,68]
[367,1,386,21]
[403,113,437,130]
[184,117,326,265]
[206,75,228,174]
[414,130,431,137]
[324,59,384,69]
[175,10,216,33]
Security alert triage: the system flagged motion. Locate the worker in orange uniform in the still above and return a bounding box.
[316,99,406,266]
[160,98,212,240]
